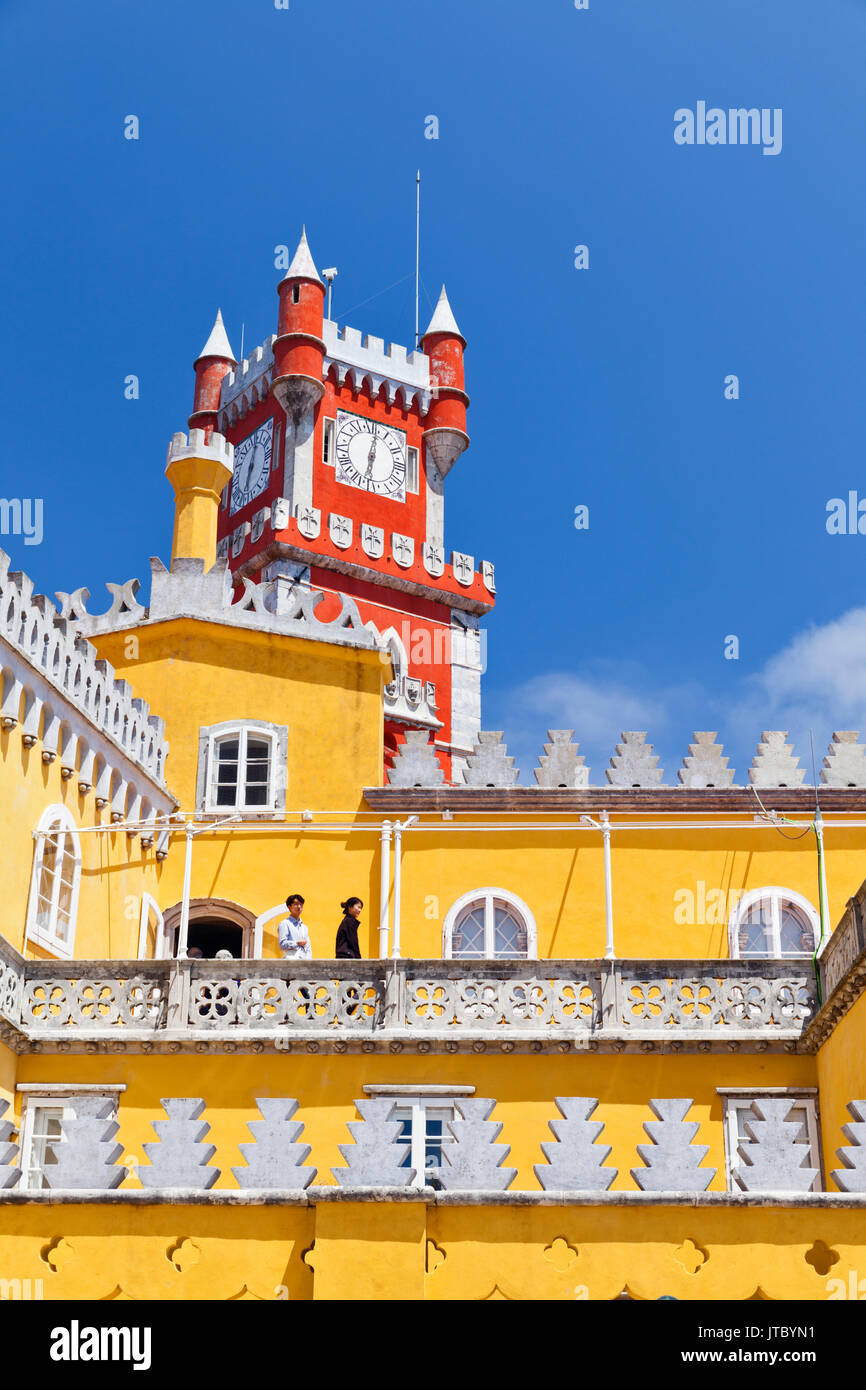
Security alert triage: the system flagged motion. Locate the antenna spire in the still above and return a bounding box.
[415,170,421,349]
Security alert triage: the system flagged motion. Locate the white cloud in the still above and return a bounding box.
[491,607,866,784]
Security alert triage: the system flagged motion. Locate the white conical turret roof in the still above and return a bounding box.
[195,308,236,364]
[423,284,463,340]
[281,225,323,285]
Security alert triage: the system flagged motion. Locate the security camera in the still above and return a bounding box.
[322,267,338,281]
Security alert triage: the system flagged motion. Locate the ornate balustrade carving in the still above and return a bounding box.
[820,895,866,1000]
[11,956,818,1043]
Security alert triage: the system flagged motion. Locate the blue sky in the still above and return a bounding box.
[2,0,866,785]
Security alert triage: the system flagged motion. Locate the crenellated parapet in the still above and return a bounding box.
[0,550,172,814]
[215,320,435,429]
[375,729,866,790]
[217,337,277,430]
[322,321,432,413]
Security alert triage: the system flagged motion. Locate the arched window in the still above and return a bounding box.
[196,720,288,816]
[728,887,820,960]
[26,805,82,958]
[443,889,537,961]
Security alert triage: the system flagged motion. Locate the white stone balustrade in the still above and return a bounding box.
[0,954,819,1047]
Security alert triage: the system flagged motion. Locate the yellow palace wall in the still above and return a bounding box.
[93,618,386,814]
[0,1199,862,1301]
[7,1049,823,1193]
[816,988,866,1185]
[22,810,853,963]
[0,722,163,962]
[2,1044,864,1301]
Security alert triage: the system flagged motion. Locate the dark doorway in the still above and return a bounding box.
[182,919,245,959]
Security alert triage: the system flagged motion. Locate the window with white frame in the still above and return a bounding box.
[444,888,536,960]
[722,1093,821,1193]
[27,805,81,958]
[363,1086,473,1187]
[19,1090,123,1190]
[728,887,819,959]
[196,721,288,816]
[393,1098,456,1186]
[407,445,419,493]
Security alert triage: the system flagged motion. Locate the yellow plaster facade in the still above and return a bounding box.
[1,442,866,1301]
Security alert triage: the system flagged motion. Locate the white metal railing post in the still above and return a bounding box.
[378,820,393,958]
[391,815,418,960]
[177,823,195,959]
[391,822,403,960]
[815,808,830,950]
[601,810,615,961]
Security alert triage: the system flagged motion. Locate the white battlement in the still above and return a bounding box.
[216,320,433,423]
[219,336,277,417]
[166,429,234,471]
[323,320,430,408]
[0,550,171,798]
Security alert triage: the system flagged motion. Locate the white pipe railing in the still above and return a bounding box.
[378,820,392,958]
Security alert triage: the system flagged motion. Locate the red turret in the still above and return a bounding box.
[272,227,326,422]
[188,309,237,440]
[421,285,469,477]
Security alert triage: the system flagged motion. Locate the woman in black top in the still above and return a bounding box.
[335,898,363,959]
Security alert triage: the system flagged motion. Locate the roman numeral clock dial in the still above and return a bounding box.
[230,417,273,514]
[335,410,407,500]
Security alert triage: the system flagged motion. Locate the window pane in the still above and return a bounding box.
[28,1107,64,1189]
[55,879,73,938]
[215,740,239,806]
[453,906,485,958]
[493,904,527,958]
[393,1109,413,1169]
[779,903,814,956]
[424,1109,453,1171]
[738,900,773,957]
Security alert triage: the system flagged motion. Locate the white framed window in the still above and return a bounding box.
[364,1085,473,1188]
[196,721,288,817]
[18,1088,124,1190]
[26,805,82,959]
[394,1100,455,1186]
[443,888,537,960]
[407,445,419,493]
[728,887,819,959]
[322,417,336,465]
[721,1092,821,1193]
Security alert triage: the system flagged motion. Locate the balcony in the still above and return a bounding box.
[0,933,825,1053]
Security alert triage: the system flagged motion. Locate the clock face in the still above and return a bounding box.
[231,418,273,514]
[334,410,406,501]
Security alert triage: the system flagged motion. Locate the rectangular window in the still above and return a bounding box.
[322,418,335,465]
[407,446,419,493]
[723,1096,820,1193]
[23,1102,64,1190]
[211,730,274,812]
[19,1093,121,1190]
[392,1100,456,1186]
[198,722,287,817]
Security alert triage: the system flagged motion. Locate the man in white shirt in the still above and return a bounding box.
[278,894,312,960]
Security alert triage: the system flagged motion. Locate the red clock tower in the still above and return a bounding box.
[190,229,495,782]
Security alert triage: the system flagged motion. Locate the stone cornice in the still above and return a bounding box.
[363,786,866,811]
[2,1186,864,1207]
